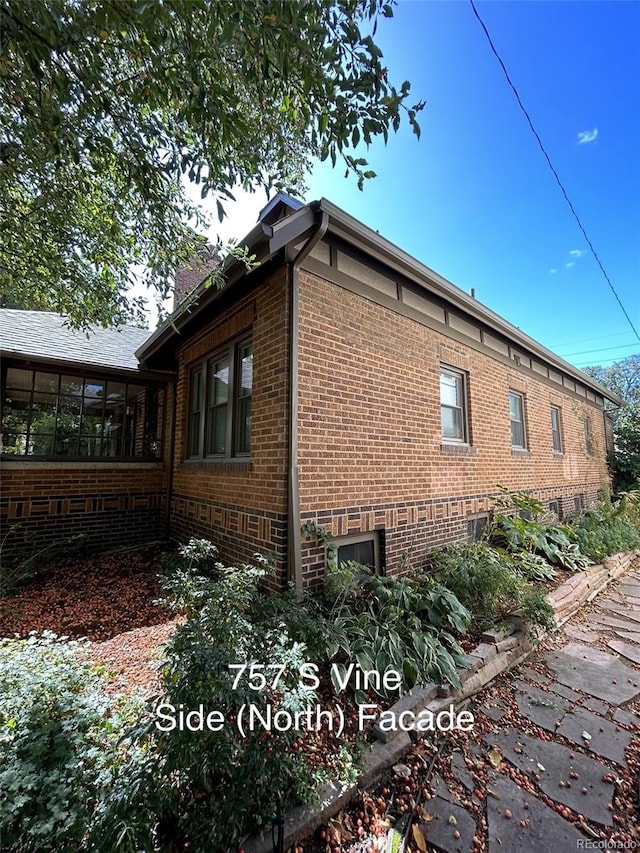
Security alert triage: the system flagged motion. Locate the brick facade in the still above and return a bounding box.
[167,266,290,585]
[1,462,167,557]
[1,202,615,585]
[296,269,609,586]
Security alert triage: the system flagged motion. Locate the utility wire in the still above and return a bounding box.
[550,329,635,349]
[558,342,639,358]
[469,0,640,344]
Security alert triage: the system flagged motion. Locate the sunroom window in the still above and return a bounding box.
[1,367,163,459]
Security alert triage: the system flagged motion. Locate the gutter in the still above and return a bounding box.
[287,205,329,594]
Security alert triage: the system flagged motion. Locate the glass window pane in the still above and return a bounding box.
[509,393,522,421]
[238,344,253,397]
[2,432,28,455]
[29,434,55,455]
[440,371,460,406]
[207,405,227,455]
[236,397,251,453]
[337,540,375,570]
[511,420,524,448]
[60,375,83,396]
[34,372,59,393]
[6,368,33,390]
[210,359,229,405]
[441,406,463,440]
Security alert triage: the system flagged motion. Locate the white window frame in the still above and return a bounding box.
[509,391,526,449]
[551,405,563,454]
[440,366,469,444]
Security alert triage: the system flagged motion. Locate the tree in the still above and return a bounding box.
[584,355,640,492]
[0,0,423,328]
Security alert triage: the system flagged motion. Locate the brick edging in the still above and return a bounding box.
[243,549,640,851]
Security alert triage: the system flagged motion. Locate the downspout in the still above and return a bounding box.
[164,379,177,542]
[287,207,329,594]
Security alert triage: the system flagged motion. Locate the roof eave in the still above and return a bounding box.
[316,198,623,407]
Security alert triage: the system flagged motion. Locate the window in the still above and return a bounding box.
[1,367,163,459]
[440,367,468,443]
[187,336,252,459]
[329,531,382,574]
[509,391,526,448]
[467,515,489,543]
[549,499,561,517]
[584,417,593,455]
[551,406,563,453]
[574,494,586,512]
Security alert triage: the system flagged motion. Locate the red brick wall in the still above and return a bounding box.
[169,267,290,582]
[296,271,609,584]
[1,462,167,557]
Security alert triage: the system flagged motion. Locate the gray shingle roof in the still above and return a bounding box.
[0,310,150,372]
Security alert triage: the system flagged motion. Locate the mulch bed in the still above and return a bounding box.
[0,547,179,695]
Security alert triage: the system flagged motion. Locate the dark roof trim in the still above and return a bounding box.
[136,220,275,364]
[315,198,622,407]
[136,197,621,406]
[1,352,174,383]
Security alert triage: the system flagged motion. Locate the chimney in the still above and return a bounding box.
[174,245,221,309]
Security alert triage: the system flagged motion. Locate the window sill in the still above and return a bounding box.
[0,458,164,469]
[511,448,531,456]
[180,458,251,472]
[553,451,564,458]
[440,443,476,455]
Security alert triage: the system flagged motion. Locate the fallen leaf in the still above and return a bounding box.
[393,763,412,778]
[488,747,502,768]
[582,731,592,741]
[412,824,428,851]
[537,763,545,771]
[578,820,599,839]
[487,788,501,800]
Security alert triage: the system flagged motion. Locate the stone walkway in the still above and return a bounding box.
[418,569,640,852]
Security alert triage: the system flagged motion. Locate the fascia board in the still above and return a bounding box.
[317,198,623,407]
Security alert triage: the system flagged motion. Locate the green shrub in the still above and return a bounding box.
[102,540,359,852]
[429,542,556,633]
[570,492,640,561]
[326,571,471,694]
[0,632,133,853]
[488,488,591,576]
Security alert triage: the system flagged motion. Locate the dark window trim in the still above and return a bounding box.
[1,365,163,461]
[186,333,252,461]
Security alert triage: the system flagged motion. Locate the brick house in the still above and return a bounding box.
[0,196,619,587]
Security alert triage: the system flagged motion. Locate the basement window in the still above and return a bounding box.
[328,531,382,575]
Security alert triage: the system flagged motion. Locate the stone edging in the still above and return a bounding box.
[243,549,640,852]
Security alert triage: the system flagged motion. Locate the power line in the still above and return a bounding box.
[558,342,639,358]
[469,0,640,344]
[550,330,636,349]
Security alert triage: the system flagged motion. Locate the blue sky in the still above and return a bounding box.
[188,0,640,371]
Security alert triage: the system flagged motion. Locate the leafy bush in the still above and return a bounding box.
[488,488,591,576]
[101,541,358,852]
[429,542,556,633]
[0,632,134,853]
[570,492,640,561]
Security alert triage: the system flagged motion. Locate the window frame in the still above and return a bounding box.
[327,531,382,575]
[550,405,563,454]
[440,365,470,445]
[1,364,163,461]
[508,391,527,449]
[186,334,253,461]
